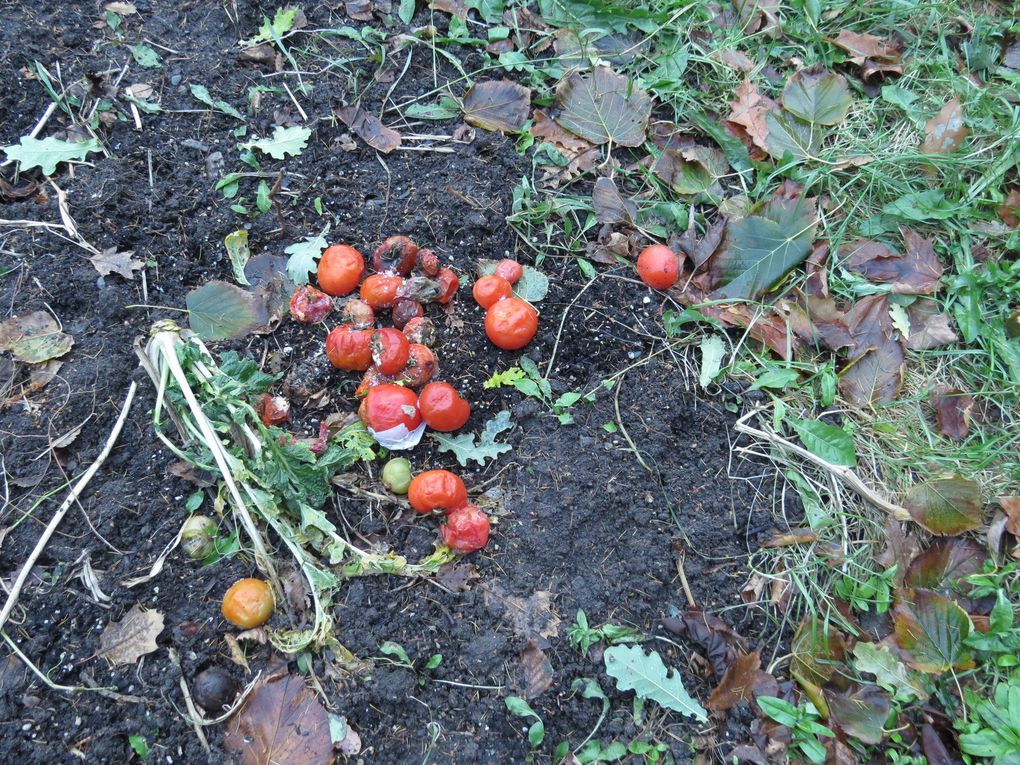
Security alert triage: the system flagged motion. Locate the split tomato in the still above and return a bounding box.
[340,298,374,328]
[418,382,470,431]
[435,268,459,304]
[372,235,418,275]
[360,273,404,310]
[408,469,467,514]
[289,285,333,323]
[440,505,490,554]
[317,244,364,296]
[416,248,440,276]
[397,344,438,388]
[402,316,436,346]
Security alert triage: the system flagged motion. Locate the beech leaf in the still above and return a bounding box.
[904,475,983,536]
[461,80,532,132]
[554,67,651,147]
[931,389,973,442]
[706,651,779,711]
[782,69,853,125]
[604,644,707,721]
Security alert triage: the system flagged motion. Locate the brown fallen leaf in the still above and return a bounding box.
[0,176,40,201]
[839,295,904,405]
[706,651,779,711]
[519,639,554,699]
[89,248,144,280]
[905,300,957,350]
[337,105,401,153]
[435,561,479,592]
[98,604,165,666]
[998,497,1020,538]
[840,228,943,294]
[762,528,818,548]
[830,30,901,65]
[825,684,891,745]
[997,188,1020,228]
[592,177,636,226]
[930,388,974,442]
[713,48,755,72]
[674,215,726,269]
[224,665,334,765]
[462,80,532,133]
[782,292,852,353]
[344,0,375,21]
[0,310,74,364]
[430,0,468,18]
[661,610,746,679]
[921,98,969,154]
[652,145,729,196]
[482,583,560,639]
[529,109,593,160]
[725,79,776,154]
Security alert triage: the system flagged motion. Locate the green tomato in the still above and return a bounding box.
[382,458,412,494]
[181,515,217,560]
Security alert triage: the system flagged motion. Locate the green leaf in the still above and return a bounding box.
[824,684,890,745]
[903,475,983,535]
[477,260,549,302]
[128,734,148,759]
[404,98,461,120]
[764,111,821,163]
[791,616,845,716]
[698,335,725,388]
[430,411,514,466]
[224,230,251,285]
[256,180,272,213]
[787,418,857,467]
[186,280,267,340]
[603,644,707,721]
[757,696,800,727]
[750,367,801,391]
[0,311,75,363]
[399,0,416,23]
[893,588,974,673]
[185,491,205,512]
[3,136,103,176]
[781,70,852,125]
[241,125,311,160]
[189,84,245,120]
[128,43,162,68]
[484,367,526,389]
[284,229,329,285]
[882,190,957,222]
[241,7,297,46]
[379,640,412,665]
[554,66,652,147]
[462,80,532,133]
[852,642,928,703]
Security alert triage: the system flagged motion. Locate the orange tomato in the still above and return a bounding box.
[221,578,275,628]
[326,326,372,371]
[359,383,422,432]
[360,273,404,309]
[317,244,365,296]
[408,469,468,514]
[436,268,459,304]
[485,297,538,350]
[418,382,470,431]
[494,259,524,284]
[472,275,513,309]
[636,244,679,290]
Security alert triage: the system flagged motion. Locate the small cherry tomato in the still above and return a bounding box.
[392,299,424,329]
[440,504,490,554]
[317,244,365,296]
[341,298,374,329]
[397,344,438,388]
[256,394,290,426]
[360,273,404,310]
[355,366,394,398]
[418,382,470,432]
[289,285,333,323]
[436,268,459,304]
[372,328,410,376]
[326,325,372,371]
[636,244,679,290]
[402,316,436,346]
[494,259,524,284]
[382,457,412,494]
[221,578,275,628]
[473,275,513,309]
[416,248,440,276]
[408,469,468,514]
[372,235,419,275]
[485,297,538,350]
[359,383,422,433]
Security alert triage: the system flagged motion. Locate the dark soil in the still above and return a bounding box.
[1,2,780,763]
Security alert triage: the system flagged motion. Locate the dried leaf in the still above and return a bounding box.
[713,48,755,72]
[591,177,636,226]
[529,109,593,159]
[98,604,164,666]
[483,584,560,640]
[893,588,973,673]
[931,389,973,442]
[782,69,852,125]
[89,248,143,280]
[921,724,955,765]
[725,79,776,152]
[825,684,891,745]
[839,295,904,405]
[904,475,983,536]
[706,652,779,711]
[224,668,334,765]
[905,300,957,350]
[903,536,985,594]
[921,98,969,154]
[999,497,1020,538]
[0,310,74,364]
[554,67,652,147]
[434,562,479,592]
[652,146,729,195]
[831,30,901,64]
[461,80,532,133]
[791,616,846,716]
[841,228,943,294]
[520,640,554,699]
[661,610,745,679]
[337,105,401,153]
[997,189,1020,228]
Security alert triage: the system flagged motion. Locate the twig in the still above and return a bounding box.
[733,408,911,521]
[613,375,653,475]
[178,677,212,755]
[0,381,137,632]
[676,557,696,608]
[0,630,89,693]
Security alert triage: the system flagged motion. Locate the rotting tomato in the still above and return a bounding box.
[289,285,333,323]
[355,366,393,397]
[440,504,490,554]
[325,325,372,371]
[485,296,538,350]
[317,244,365,296]
[358,383,422,433]
[636,244,679,290]
[372,328,410,376]
[416,248,440,277]
[256,394,290,426]
[408,469,468,514]
[397,276,441,304]
[402,316,436,346]
[372,235,418,275]
[221,578,275,628]
[391,299,423,329]
[435,268,459,304]
[418,381,470,432]
[340,298,374,328]
[472,275,513,309]
[360,273,404,310]
[397,343,438,388]
[494,258,524,284]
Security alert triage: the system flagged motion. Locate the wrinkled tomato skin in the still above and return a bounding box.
[256,394,290,426]
[341,298,374,329]
[392,299,424,329]
[636,244,679,290]
[325,326,372,371]
[416,248,440,277]
[355,366,393,398]
[408,470,468,514]
[494,259,524,284]
[360,273,404,310]
[289,285,333,323]
[402,316,436,346]
[418,382,470,431]
[435,268,460,304]
[440,504,490,554]
[358,383,422,432]
[472,275,513,309]
[397,344,438,388]
[317,244,365,296]
[372,328,411,376]
[397,276,441,304]
[372,235,419,275]
[485,297,538,350]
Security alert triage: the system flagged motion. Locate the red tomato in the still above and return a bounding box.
[472,275,513,309]
[494,259,524,284]
[402,316,436,346]
[358,383,422,433]
[341,298,374,328]
[317,244,365,296]
[372,235,419,275]
[418,382,470,431]
[636,244,679,290]
[391,299,423,329]
[355,366,393,398]
[416,248,440,276]
[485,297,538,350]
[325,326,372,371]
[436,268,459,304]
[256,394,290,426]
[360,273,404,309]
[408,469,468,514]
[440,504,490,554]
[289,285,333,323]
[372,328,410,376]
[397,344,438,388]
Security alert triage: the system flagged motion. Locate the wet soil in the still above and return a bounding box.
[0,2,780,763]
